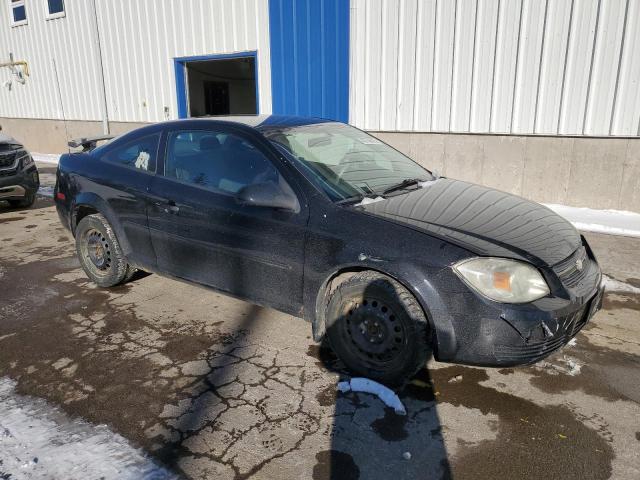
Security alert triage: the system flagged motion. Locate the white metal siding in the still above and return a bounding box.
[0,0,104,120]
[350,0,640,136]
[0,0,272,123]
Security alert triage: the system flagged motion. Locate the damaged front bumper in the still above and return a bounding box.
[431,247,604,367]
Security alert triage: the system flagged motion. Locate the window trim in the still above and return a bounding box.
[9,0,28,27]
[45,0,65,20]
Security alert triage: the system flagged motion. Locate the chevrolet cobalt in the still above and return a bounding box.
[55,116,604,385]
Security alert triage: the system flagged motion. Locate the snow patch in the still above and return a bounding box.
[32,153,61,165]
[601,275,640,294]
[354,196,385,206]
[0,377,177,480]
[544,203,640,238]
[37,185,54,198]
[337,378,406,415]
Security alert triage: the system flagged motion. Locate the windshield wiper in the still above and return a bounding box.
[381,178,425,195]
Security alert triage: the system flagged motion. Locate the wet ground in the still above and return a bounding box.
[0,162,639,479]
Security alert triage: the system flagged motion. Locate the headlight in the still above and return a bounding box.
[453,257,550,303]
[17,150,33,167]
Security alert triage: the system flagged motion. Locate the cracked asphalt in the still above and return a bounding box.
[0,162,639,479]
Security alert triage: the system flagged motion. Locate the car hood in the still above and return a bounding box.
[0,133,21,148]
[358,178,580,266]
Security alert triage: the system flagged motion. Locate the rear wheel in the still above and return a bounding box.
[75,213,128,287]
[325,271,432,387]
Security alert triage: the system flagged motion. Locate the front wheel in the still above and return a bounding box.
[325,271,432,387]
[75,213,129,287]
[8,191,36,208]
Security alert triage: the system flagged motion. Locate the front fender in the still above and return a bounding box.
[72,192,133,256]
[309,259,458,360]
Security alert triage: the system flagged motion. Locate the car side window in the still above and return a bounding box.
[102,133,159,172]
[164,129,280,195]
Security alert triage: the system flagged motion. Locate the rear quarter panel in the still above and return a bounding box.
[55,151,149,261]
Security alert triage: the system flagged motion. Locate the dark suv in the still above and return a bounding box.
[0,129,39,208]
[54,116,604,386]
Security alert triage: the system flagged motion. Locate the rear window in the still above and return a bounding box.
[101,133,159,173]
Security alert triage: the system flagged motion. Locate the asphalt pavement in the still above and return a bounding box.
[0,162,639,479]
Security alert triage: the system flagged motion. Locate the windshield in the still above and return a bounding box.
[261,122,433,202]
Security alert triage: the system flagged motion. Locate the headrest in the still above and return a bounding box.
[200,135,221,151]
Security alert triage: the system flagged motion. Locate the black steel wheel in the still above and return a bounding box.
[325,271,432,387]
[75,213,128,287]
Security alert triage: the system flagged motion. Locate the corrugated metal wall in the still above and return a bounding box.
[0,0,104,121]
[350,0,640,136]
[0,0,272,123]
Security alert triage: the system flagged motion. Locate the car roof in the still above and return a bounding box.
[146,115,335,133]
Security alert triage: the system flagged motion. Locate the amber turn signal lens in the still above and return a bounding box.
[493,271,511,291]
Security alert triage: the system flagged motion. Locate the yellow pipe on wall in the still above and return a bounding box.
[0,60,29,77]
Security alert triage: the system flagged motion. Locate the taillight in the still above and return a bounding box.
[55,192,66,201]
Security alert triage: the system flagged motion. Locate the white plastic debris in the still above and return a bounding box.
[601,275,640,294]
[403,451,412,460]
[448,375,463,383]
[567,338,577,347]
[337,378,407,415]
[566,359,582,376]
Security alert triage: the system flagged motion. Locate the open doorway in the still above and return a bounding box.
[175,53,258,118]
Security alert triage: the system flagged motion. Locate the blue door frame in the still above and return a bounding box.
[174,51,259,119]
[268,0,350,122]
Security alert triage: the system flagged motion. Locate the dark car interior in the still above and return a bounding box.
[166,131,278,194]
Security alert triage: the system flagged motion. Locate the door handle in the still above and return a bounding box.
[154,199,180,214]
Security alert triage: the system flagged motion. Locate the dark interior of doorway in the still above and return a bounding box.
[186,56,257,117]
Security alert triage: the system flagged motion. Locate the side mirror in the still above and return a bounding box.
[236,181,300,212]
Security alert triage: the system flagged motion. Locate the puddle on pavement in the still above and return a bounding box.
[603,292,640,311]
[426,365,614,480]
[312,450,360,480]
[316,383,337,407]
[370,408,409,441]
[525,333,640,402]
[0,216,26,223]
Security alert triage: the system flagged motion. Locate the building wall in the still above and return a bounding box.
[350,0,640,136]
[2,0,639,213]
[0,0,273,123]
[374,131,640,213]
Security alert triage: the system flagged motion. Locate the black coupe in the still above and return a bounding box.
[55,116,604,385]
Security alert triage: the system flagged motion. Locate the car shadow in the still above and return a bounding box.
[0,196,54,213]
[141,277,450,479]
[315,279,452,480]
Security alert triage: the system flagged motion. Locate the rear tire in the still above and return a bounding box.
[8,191,36,208]
[325,271,431,387]
[75,213,128,287]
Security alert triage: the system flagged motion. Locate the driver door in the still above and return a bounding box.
[147,127,308,314]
